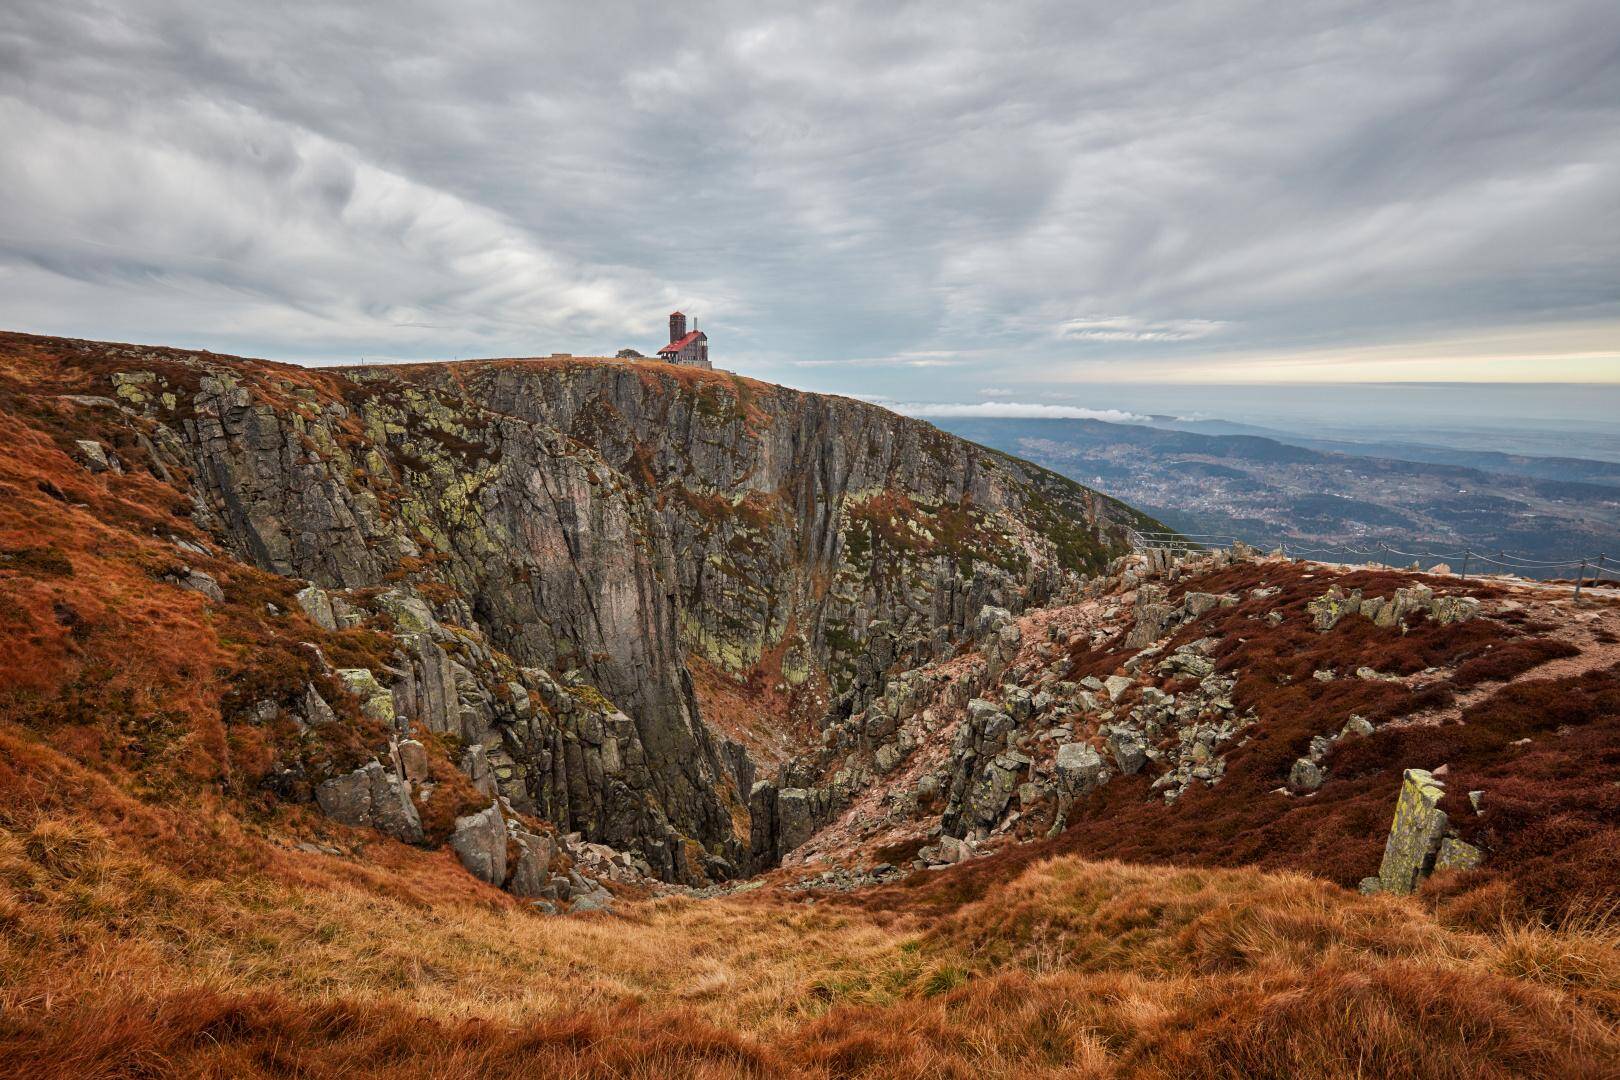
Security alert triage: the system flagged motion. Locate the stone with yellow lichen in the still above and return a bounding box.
[1435,836,1484,872]
[1376,767,1449,895]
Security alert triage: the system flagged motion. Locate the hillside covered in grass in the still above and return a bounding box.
[1,330,1617,1077]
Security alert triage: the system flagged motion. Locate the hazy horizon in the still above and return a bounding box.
[886,381,1620,463]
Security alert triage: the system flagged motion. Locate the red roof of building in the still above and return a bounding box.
[658,330,705,355]
[669,310,685,317]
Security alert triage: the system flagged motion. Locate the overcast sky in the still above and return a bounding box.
[2,1,1618,402]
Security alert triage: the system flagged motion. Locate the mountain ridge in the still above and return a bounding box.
[2,330,1618,1076]
[0,329,1158,886]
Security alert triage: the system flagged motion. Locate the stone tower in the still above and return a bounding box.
[669,311,686,342]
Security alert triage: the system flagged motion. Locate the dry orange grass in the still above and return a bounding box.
[1,331,1617,1076]
[2,781,1617,1078]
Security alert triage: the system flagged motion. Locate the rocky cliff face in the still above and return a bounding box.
[27,335,1155,884]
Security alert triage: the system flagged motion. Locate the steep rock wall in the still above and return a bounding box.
[62,339,1155,878]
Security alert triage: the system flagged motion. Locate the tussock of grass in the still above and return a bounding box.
[2,784,1617,1078]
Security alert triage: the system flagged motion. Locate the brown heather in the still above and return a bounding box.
[1019,559,1620,921]
[1,333,1617,1076]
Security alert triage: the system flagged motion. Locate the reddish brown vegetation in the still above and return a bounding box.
[688,650,824,771]
[1033,561,1620,920]
[4,844,1615,1079]
[1,332,1616,1076]
[0,333,437,859]
[1450,637,1581,688]
[0,992,779,1080]
[1397,666,1620,918]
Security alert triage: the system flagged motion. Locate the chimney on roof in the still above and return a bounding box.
[669,311,686,343]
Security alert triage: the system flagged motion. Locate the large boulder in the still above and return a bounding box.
[297,684,337,728]
[969,753,1028,826]
[1181,591,1231,619]
[1383,585,1435,627]
[1431,595,1480,625]
[972,604,1014,639]
[1055,742,1105,794]
[985,623,1023,677]
[965,698,1012,746]
[393,738,430,781]
[336,668,396,723]
[460,743,498,797]
[863,703,899,743]
[313,767,372,828]
[1106,729,1148,775]
[294,585,338,631]
[1340,715,1375,739]
[508,829,558,897]
[1004,686,1034,723]
[967,697,1006,725]
[314,760,424,844]
[1307,587,1361,632]
[376,587,438,634]
[1157,650,1214,679]
[449,803,508,885]
[1125,602,1178,649]
[173,568,225,603]
[1435,836,1484,871]
[1289,757,1324,793]
[73,438,114,473]
[775,788,815,854]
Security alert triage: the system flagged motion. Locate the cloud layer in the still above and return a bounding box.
[888,402,1151,423]
[2,1,1617,392]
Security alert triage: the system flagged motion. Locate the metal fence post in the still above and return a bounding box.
[1459,550,1471,580]
[1575,559,1587,601]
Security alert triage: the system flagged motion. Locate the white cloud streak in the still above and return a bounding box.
[890,402,1152,423]
[1056,316,1228,343]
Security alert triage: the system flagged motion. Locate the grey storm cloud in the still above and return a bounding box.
[0,0,1617,395]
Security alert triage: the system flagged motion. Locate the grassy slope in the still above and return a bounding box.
[0,332,1617,1076]
[1,775,1616,1078]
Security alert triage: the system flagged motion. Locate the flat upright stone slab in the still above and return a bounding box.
[775,788,815,853]
[1376,768,1448,894]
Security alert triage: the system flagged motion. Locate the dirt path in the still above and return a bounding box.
[1392,589,1620,729]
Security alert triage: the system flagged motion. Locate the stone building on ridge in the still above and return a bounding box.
[656,311,710,368]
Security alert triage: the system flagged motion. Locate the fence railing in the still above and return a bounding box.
[1124,528,1616,589]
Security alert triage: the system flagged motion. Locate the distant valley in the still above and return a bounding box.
[936,416,1620,574]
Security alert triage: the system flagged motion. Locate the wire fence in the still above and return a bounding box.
[1125,528,1617,587]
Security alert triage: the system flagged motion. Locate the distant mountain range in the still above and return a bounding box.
[934,416,1620,574]
[1137,415,1620,489]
